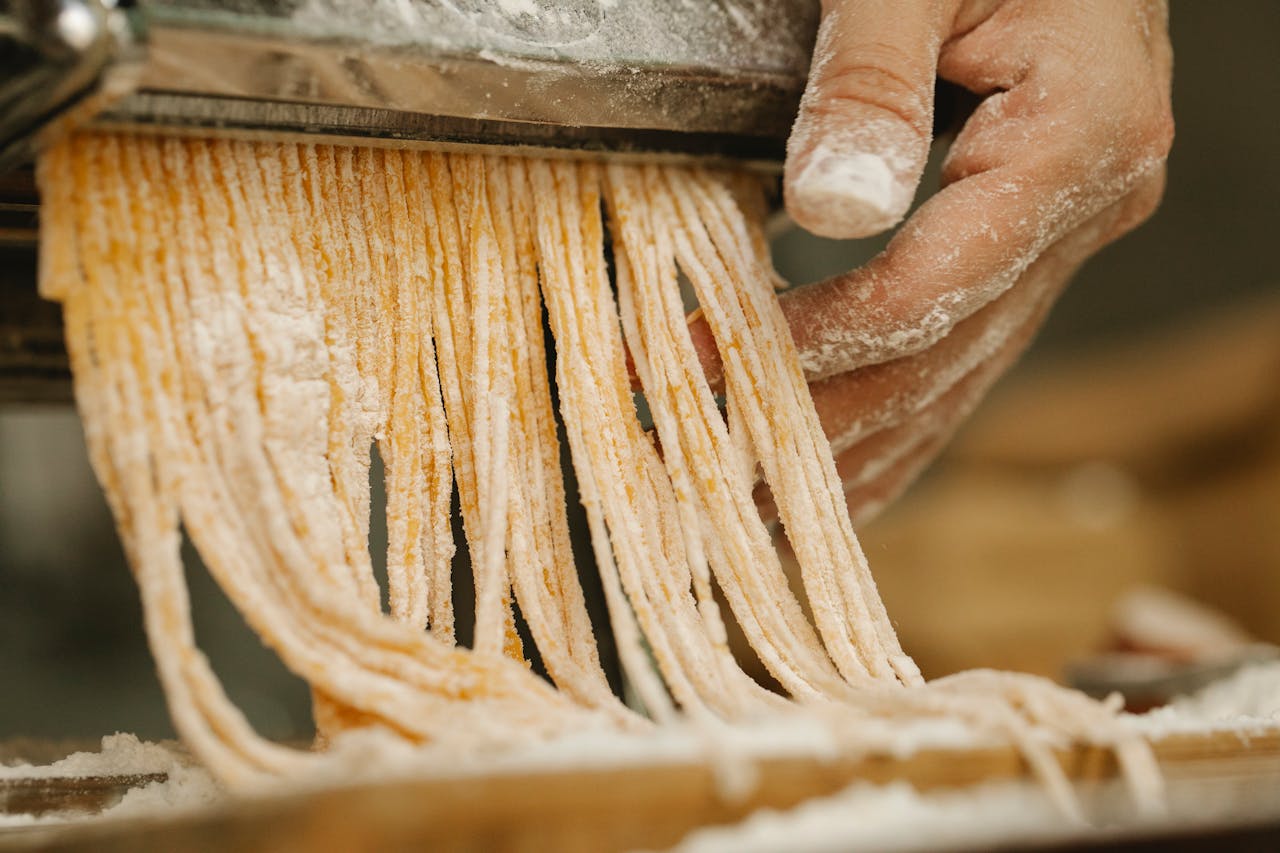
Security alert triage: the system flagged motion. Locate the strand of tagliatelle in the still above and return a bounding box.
[37,132,1161,815]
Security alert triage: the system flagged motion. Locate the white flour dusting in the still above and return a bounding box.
[6,666,1279,835]
[289,711,992,796]
[789,148,904,238]
[107,763,222,818]
[495,0,539,17]
[0,768,221,829]
[663,781,1071,853]
[0,734,221,828]
[288,0,812,70]
[0,733,186,780]
[1129,662,1280,738]
[0,715,982,824]
[662,667,1280,852]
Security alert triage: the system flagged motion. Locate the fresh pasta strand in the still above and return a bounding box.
[36,132,1162,820]
[44,135,600,765]
[607,164,845,702]
[493,158,630,713]
[529,158,768,720]
[593,163,1159,819]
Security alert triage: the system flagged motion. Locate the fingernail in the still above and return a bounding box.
[788,144,912,239]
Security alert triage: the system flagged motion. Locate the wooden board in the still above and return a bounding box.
[3,729,1279,852]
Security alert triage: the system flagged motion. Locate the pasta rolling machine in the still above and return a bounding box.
[0,0,818,401]
[0,0,819,178]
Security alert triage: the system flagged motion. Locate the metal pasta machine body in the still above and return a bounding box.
[0,0,819,401]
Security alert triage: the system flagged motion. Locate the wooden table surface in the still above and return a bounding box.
[3,727,1279,852]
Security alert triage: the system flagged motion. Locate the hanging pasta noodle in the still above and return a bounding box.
[36,132,1161,817]
[605,164,1162,817]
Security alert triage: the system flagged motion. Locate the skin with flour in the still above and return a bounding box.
[687,0,1175,521]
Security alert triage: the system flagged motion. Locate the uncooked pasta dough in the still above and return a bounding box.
[37,133,1161,814]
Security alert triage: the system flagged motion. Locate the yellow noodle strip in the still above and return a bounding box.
[644,165,1164,818]
[43,135,597,780]
[659,168,917,685]
[399,152,459,641]
[51,136,307,783]
[37,133,1164,822]
[530,160,772,719]
[298,145,380,612]
[425,154,525,660]
[489,157,629,713]
[606,164,844,702]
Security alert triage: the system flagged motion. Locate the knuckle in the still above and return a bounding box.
[1086,94,1174,199]
[814,47,934,135]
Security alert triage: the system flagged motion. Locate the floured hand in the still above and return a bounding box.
[696,0,1173,524]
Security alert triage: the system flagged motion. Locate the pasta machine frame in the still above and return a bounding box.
[0,0,819,401]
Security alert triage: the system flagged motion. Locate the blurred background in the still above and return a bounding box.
[1,1,1277,742]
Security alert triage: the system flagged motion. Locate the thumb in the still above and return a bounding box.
[785,0,947,239]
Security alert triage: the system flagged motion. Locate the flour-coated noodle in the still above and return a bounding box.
[36,133,1163,819]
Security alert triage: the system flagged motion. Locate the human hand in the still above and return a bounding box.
[699,0,1174,525]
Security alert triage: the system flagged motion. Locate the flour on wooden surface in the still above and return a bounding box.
[1129,662,1280,737]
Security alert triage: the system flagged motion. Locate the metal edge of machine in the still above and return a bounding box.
[0,0,817,402]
